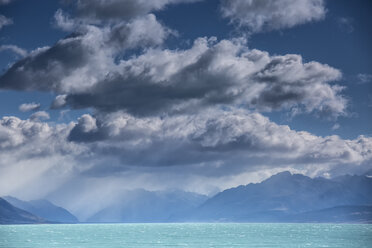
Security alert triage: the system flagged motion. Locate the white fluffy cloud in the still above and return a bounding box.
[0,37,346,117]
[67,110,372,171]
[0,115,87,199]
[0,13,169,93]
[221,0,326,32]
[1,109,371,202]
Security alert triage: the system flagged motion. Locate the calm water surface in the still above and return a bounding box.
[0,223,371,248]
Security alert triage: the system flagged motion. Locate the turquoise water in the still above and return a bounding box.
[0,223,371,248]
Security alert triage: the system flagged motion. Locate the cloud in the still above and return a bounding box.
[0,13,170,93]
[0,109,371,213]
[19,102,41,112]
[0,45,28,57]
[0,37,346,118]
[331,123,340,130]
[220,0,326,32]
[68,0,200,22]
[1,109,370,202]
[0,15,13,29]
[30,111,50,121]
[66,109,372,174]
[357,73,372,84]
[0,0,15,5]
[337,17,354,33]
[0,116,73,152]
[0,115,85,200]
[51,95,67,109]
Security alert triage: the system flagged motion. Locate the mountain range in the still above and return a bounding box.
[0,197,46,224]
[3,196,78,223]
[1,171,371,224]
[186,171,372,223]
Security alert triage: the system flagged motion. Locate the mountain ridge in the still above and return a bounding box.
[0,197,47,224]
[3,196,78,223]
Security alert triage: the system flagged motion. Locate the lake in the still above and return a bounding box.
[0,223,371,247]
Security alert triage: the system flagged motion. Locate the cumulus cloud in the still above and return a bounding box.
[220,0,326,32]
[0,13,170,93]
[66,109,372,175]
[2,108,370,201]
[0,116,76,153]
[51,95,67,109]
[0,115,86,200]
[0,37,346,117]
[0,15,13,29]
[19,102,41,112]
[0,109,371,213]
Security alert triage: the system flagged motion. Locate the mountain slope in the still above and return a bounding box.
[0,197,46,224]
[188,172,372,222]
[4,196,78,223]
[289,205,372,223]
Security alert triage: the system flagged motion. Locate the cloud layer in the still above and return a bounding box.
[70,0,200,22]
[221,0,326,32]
[0,36,346,117]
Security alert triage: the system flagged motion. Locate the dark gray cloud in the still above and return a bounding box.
[0,14,168,92]
[221,0,326,32]
[66,110,372,173]
[0,37,346,117]
[0,110,371,213]
[64,39,345,117]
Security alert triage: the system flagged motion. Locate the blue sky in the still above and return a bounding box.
[0,0,371,215]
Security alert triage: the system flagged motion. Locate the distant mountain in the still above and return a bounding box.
[87,189,208,223]
[4,196,78,223]
[288,205,372,223]
[0,197,46,224]
[2,172,371,224]
[186,171,372,222]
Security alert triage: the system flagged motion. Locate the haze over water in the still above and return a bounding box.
[1,223,371,248]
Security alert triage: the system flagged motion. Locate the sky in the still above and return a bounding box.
[0,0,371,218]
